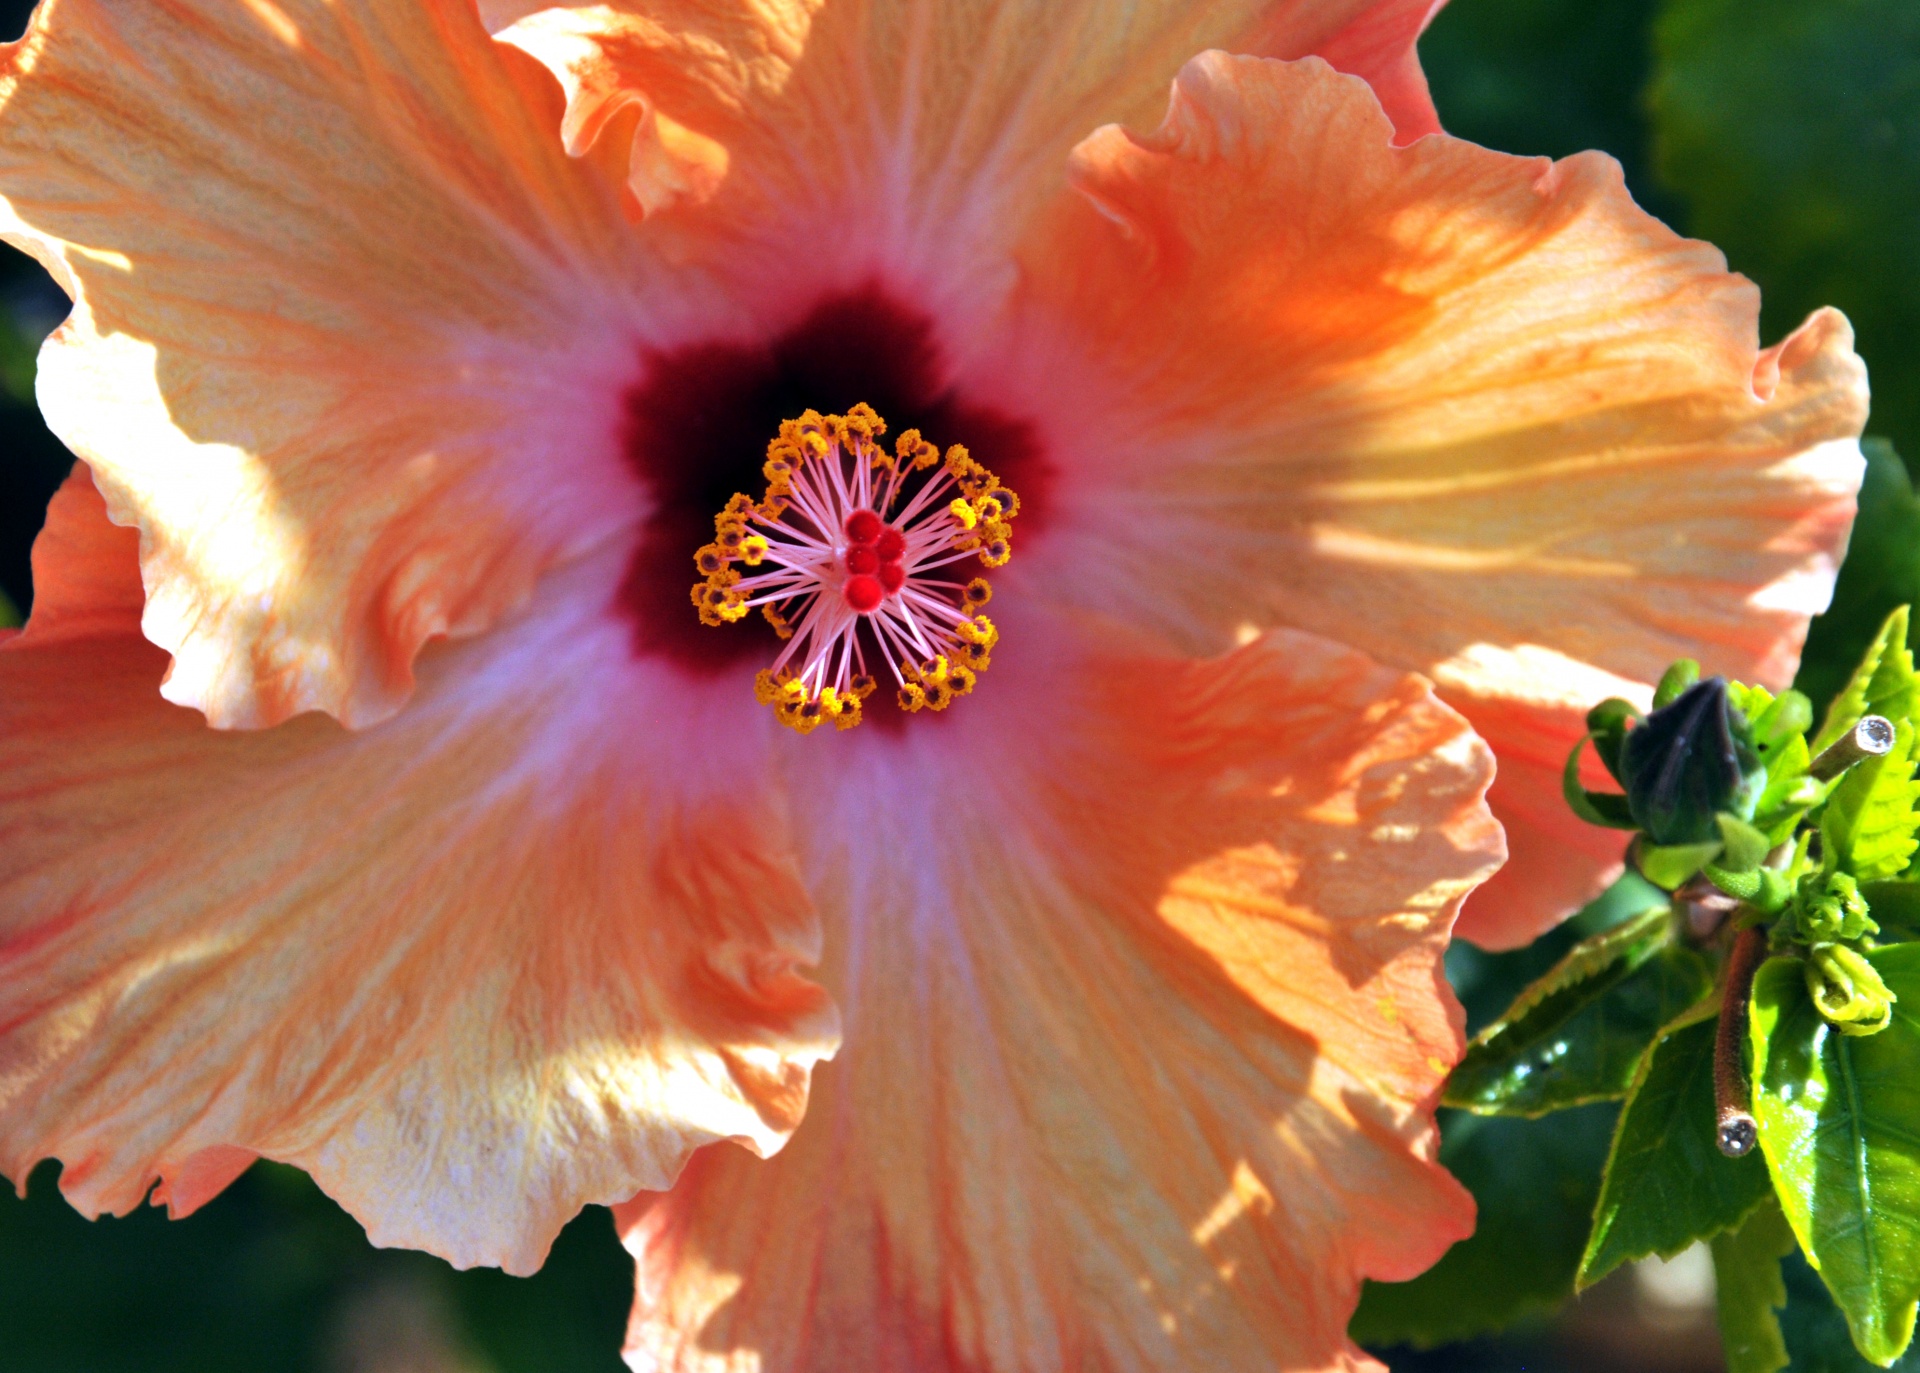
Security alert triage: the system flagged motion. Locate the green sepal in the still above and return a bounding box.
[1822,716,1920,882]
[1707,863,1793,914]
[1638,840,1725,890]
[1718,813,1775,873]
[1562,736,1639,830]
[1586,697,1641,784]
[1350,1105,1618,1348]
[1751,690,1816,757]
[1578,1002,1774,1288]
[1655,658,1703,710]
[1815,606,1918,754]
[1713,1195,1797,1373]
[1752,947,1920,1365]
[1444,906,1710,1117]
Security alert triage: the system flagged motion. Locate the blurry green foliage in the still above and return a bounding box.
[1419,0,1680,222]
[1652,0,1920,471]
[1350,1104,1620,1350]
[0,1161,631,1373]
[1799,443,1920,719]
[1713,1198,1795,1373]
[1354,880,1656,1348]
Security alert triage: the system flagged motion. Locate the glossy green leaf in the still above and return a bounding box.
[1822,718,1920,882]
[1652,0,1920,472]
[1444,906,1709,1116]
[1752,948,1920,1364]
[1799,448,1920,726]
[1818,607,1919,753]
[1782,1248,1920,1372]
[1713,1195,1797,1373]
[1350,1104,1618,1348]
[1863,881,1920,943]
[1579,1004,1774,1287]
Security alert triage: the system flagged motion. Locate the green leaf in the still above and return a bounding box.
[1653,0,1920,475]
[1579,1003,1775,1286]
[1818,607,1919,753]
[1714,1194,1797,1373]
[1822,718,1920,882]
[1639,840,1723,890]
[1800,445,1920,726]
[1444,905,1710,1116]
[1752,947,1920,1364]
[1350,1104,1618,1348]
[1781,1248,1920,1372]
[1862,881,1920,943]
[0,585,17,631]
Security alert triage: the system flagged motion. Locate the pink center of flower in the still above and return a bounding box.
[691,404,1016,734]
[617,291,1051,701]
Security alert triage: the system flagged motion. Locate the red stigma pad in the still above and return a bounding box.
[877,562,906,593]
[874,526,906,562]
[843,574,885,613]
[845,545,880,576]
[844,509,883,544]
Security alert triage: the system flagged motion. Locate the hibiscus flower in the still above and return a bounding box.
[0,0,1866,1369]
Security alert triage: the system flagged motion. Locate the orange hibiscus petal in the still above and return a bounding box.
[1030,52,1867,948]
[0,469,839,1272]
[613,616,1502,1371]
[483,0,1444,288]
[0,0,676,728]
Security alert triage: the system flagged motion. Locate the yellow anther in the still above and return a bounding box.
[692,570,749,626]
[697,404,1018,733]
[958,615,998,648]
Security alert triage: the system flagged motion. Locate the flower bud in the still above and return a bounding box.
[1795,870,1878,944]
[1620,677,1764,845]
[1806,944,1897,1036]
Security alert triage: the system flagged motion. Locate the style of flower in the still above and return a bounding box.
[0,1,1867,1370]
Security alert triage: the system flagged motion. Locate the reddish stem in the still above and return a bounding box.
[1715,925,1767,1157]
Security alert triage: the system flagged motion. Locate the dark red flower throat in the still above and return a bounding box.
[620,289,1050,673]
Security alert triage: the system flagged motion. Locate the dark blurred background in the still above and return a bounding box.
[1,0,1916,1368]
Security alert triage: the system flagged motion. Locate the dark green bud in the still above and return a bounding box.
[1620,677,1764,844]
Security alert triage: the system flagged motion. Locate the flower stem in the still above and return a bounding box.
[1714,924,1767,1157]
[1809,714,1896,781]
